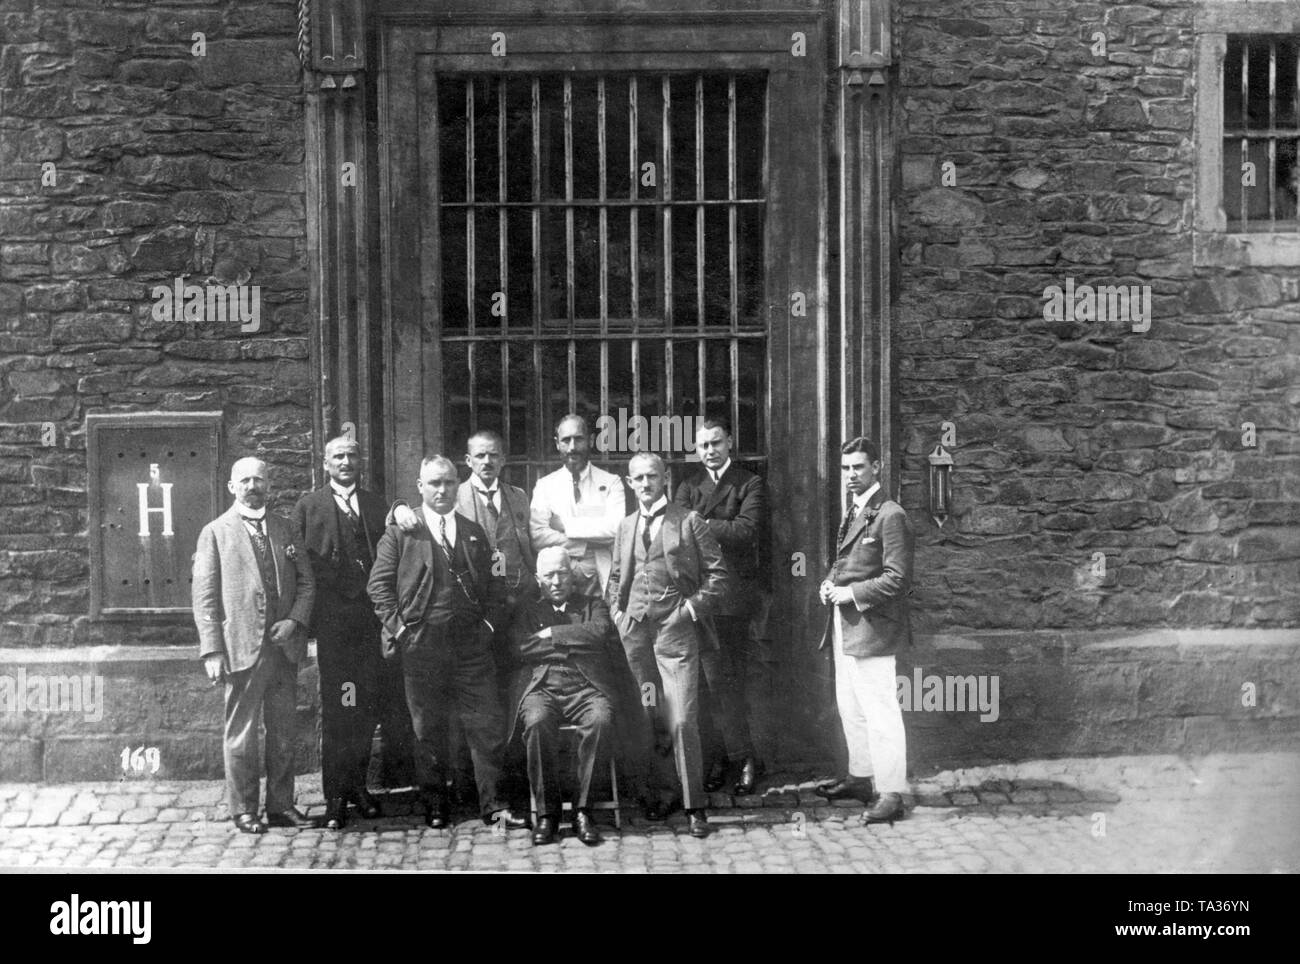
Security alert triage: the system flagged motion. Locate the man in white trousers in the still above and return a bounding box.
[816,436,914,823]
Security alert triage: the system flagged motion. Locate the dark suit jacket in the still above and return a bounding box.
[366,510,507,656]
[606,502,729,648]
[819,487,914,658]
[673,463,767,612]
[507,591,622,738]
[192,506,315,673]
[292,486,387,631]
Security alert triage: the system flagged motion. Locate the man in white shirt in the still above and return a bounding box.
[816,437,914,823]
[530,414,628,596]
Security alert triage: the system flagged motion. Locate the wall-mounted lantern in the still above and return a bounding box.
[928,443,953,527]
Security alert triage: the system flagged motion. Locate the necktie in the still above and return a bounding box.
[339,494,358,523]
[837,501,858,543]
[641,507,664,552]
[482,488,499,529]
[711,470,720,485]
[439,514,450,552]
[248,517,269,558]
[571,472,582,504]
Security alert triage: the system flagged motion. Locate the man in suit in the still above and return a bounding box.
[530,414,628,596]
[292,435,414,830]
[817,436,914,823]
[388,429,536,796]
[607,452,728,837]
[509,546,621,847]
[673,418,767,796]
[366,455,529,832]
[193,457,315,834]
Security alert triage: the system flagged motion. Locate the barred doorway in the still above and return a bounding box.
[380,14,829,759]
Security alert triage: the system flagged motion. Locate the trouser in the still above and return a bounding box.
[619,604,705,811]
[519,665,614,816]
[223,644,297,816]
[315,601,381,800]
[374,650,417,788]
[402,618,507,816]
[831,631,907,794]
[700,613,756,763]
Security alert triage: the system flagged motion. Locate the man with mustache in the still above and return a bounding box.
[193,457,315,834]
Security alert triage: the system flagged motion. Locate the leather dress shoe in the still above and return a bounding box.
[532,814,558,845]
[484,808,530,831]
[703,758,730,794]
[643,801,669,822]
[233,812,266,835]
[863,792,904,824]
[819,776,875,803]
[265,807,313,829]
[323,798,347,831]
[423,797,449,829]
[733,757,764,796]
[350,789,381,819]
[686,809,710,839]
[573,810,601,846]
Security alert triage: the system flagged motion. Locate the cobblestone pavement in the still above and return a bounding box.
[1,752,1296,873]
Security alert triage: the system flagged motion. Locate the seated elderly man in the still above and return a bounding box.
[509,546,622,846]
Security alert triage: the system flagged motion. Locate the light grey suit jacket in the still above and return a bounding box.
[192,504,315,673]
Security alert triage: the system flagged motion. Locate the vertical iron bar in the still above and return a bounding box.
[599,78,611,426]
[662,76,674,427]
[564,77,576,410]
[1242,41,1250,227]
[466,79,478,430]
[695,75,706,421]
[728,76,739,449]
[1268,41,1277,227]
[532,78,544,462]
[629,77,644,454]
[499,76,511,447]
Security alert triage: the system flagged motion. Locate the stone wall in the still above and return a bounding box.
[0,1,310,648]
[894,0,1300,633]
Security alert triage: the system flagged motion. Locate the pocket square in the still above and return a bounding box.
[864,536,878,544]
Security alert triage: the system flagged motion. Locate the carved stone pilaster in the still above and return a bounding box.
[836,0,897,494]
[303,0,375,487]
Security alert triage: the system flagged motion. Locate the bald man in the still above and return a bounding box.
[193,457,315,834]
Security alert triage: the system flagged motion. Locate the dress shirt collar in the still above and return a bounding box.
[422,504,458,544]
[471,475,499,496]
[235,505,267,522]
[640,495,669,518]
[710,459,732,483]
[854,482,880,510]
[569,462,592,484]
